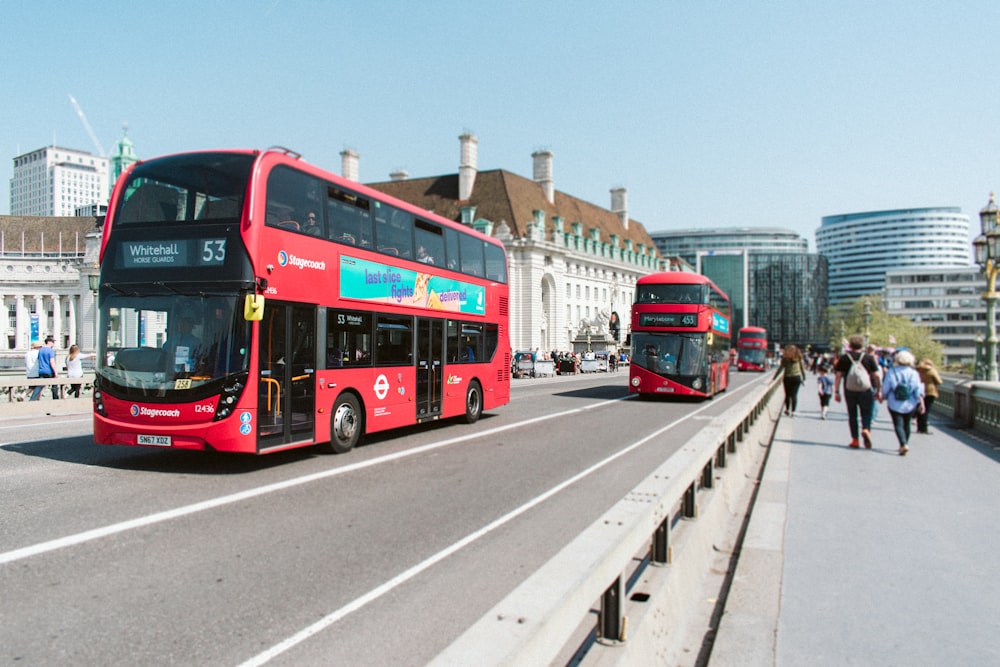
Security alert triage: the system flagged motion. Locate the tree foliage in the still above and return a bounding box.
[826,294,943,365]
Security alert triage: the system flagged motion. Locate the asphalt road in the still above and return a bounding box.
[0,370,771,666]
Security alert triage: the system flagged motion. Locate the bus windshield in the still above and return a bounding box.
[101,293,250,396]
[115,152,254,225]
[635,283,704,304]
[633,332,707,376]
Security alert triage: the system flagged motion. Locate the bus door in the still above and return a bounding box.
[258,302,316,449]
[416,318,444,420]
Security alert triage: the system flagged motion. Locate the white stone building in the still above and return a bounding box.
[0,216,102,366]
[366,134,663,354]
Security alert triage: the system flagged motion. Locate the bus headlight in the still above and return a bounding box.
[631,377,641,387]
[692,378,704,390]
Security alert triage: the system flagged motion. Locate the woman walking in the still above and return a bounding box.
[880,349,925,456]
[65,344,85,398]
[777,345,807,417]
[916,358,942,434]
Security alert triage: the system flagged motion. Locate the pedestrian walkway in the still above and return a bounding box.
[711,381,1000,666]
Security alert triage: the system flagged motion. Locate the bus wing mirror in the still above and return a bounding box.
[245,294,265,321]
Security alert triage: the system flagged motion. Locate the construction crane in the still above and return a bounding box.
[68,93,105,156]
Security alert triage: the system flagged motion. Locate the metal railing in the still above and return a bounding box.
[0,374,95,401]
[431,375,782,666]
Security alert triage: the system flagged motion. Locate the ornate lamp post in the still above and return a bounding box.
[863,298,872,348]
[974,192,1000,382]
[88,272,100,355]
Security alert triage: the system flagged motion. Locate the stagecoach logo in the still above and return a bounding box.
[130,404,181,419]
[373,374,390,400]
[277,249,326,271]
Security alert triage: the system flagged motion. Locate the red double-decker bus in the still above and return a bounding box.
[736,326,768,372]
[628,272,731,398]
[93,148,510,454]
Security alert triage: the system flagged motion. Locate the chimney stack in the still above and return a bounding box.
[340,148,360,182]
[532,150,554,204]
[458,133,478,201]
[610,187,628,230]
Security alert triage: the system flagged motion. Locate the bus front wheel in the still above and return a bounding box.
[322,393,363,454]
[464,381,483,424]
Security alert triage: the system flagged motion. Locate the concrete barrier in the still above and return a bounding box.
[431,376,782,666]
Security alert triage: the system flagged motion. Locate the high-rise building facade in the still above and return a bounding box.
[10,146,110,217]
[817,207,971,305]
[883,266,984,367]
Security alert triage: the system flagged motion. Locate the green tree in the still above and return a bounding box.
[826,294,943,365]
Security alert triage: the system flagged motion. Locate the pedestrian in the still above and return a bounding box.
[915,358,942,434]
[867,344,885,422]
[880,349,925,456]
[817,365,834,419]
[37,336,60,400]
[24,341,43,401]
[777,344,807,416]
[64,344,89,398]
[833,334,882,449]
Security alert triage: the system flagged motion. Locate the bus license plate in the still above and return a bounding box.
[138,434,172,447]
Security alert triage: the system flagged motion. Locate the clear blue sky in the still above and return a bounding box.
[3,1,999,249]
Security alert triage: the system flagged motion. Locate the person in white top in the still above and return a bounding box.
[24,342,42,401]
[65,344,90,398]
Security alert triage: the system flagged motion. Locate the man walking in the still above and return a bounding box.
[833,334,881,448]
[37,336,60,400]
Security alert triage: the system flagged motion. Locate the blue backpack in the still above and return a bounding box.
[892,370,913,401]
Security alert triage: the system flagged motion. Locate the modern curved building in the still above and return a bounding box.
[817,207,971,304]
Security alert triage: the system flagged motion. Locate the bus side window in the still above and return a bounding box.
[414,219,444,266]
[374,203,413,260]
[328,186,371,247]
[459,234,485,277]
[327,309,373,368]
[485,244,507,283]
[443,228,460,272]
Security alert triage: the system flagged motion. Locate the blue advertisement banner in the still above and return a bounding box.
[339,256,485,315]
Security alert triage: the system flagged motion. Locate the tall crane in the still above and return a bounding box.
[68,93,105,156]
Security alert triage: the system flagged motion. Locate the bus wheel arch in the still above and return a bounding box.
[320,391,365,454]
[463,379,483,424]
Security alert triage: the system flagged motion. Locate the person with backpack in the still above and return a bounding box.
[833,334,882,449]
[880,349,925,456]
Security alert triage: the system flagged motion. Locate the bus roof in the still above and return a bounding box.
[636,271,725,292]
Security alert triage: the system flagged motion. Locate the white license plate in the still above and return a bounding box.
[137,434,172,447]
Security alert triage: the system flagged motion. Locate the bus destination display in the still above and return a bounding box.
[119,239,226,269]
[639,312,698,327]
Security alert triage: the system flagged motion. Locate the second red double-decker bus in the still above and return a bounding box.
[736,326,768,372]
[93,148,510,455]
[628,272,731,398]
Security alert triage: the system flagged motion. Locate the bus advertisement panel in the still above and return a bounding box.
[93,149,510,455]
[737,326,768,371]
[628,272,731,398]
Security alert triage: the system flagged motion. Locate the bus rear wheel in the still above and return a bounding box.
[321,393,363,454]
[464,380,483,424]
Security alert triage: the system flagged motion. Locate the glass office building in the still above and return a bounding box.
[651,228,828,348]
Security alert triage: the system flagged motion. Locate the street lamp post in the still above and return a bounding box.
[863,298,872,348]
[974,192,1000,382]
[88,272,100,356]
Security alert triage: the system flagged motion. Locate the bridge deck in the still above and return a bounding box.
[712,380,1000,665]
